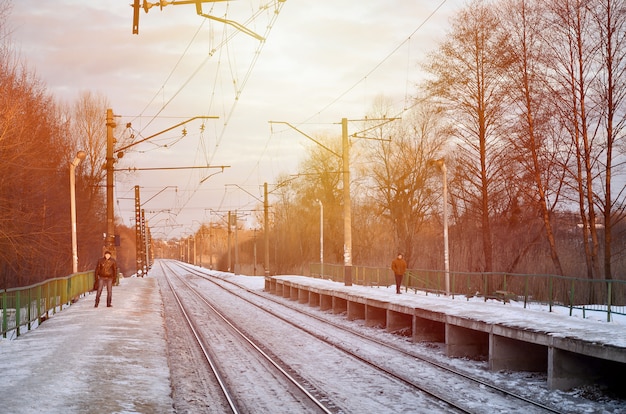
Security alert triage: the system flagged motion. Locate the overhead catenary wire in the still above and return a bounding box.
[119,2,452,236]
[118,2,287,233]
[170,1,286,223]
[300,0,450,126]
[252,1,450,186]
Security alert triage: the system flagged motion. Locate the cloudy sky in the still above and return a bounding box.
[9,0,465,238]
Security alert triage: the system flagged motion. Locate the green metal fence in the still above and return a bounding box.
[310,263,625,322]
[1,271,95,339]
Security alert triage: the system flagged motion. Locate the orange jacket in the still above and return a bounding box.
[391,257,407,276]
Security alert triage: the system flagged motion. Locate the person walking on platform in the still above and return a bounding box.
[391,253,407,294]
[95,251,117,308]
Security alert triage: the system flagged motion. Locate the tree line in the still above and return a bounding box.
[0,1,133,288]
[254,0,626,281]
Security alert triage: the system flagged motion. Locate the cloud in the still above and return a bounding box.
[9,0,465,236]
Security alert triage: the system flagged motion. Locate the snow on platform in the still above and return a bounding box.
[267,275,626,391]
[0,277,174,414]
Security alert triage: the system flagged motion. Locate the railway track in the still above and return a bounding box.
[161,260,567,413]
[158,260,333,413]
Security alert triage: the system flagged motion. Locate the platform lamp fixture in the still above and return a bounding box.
[429,158,450,295]
[316,199,324,278]
[70,150,87,273]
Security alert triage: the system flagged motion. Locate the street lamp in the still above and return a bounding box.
[430,158,450,295]
[70,150,86,273]
[316,199,324,278]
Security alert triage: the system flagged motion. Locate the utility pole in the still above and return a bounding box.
[268,117,397,286]
[70,151,86,273]
[253,229,257,276]
[145,222,152,271]
[105,108,218,262]
[429,158,450,295]
[227,211,232,272]
[141,209,148,275]
[268,120,351,285]
[224,183,271,276]
[234,210,239,274]
[264,182,269,277]
[134,185,144,276]
[316,199,324,278]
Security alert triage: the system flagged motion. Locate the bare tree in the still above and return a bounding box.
[0,5,114,286]
[424,0,511,273]
[590,0,626,280]
[497,0,570,275]
[361,97,448,268]
[0,50,72,286]
[546,0,604,279]
[70,91,109,182]
[68,91,110,270]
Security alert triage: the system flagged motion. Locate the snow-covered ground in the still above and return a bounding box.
[214,269,626,412]
[0,277,174,414]
[0,264,624,413]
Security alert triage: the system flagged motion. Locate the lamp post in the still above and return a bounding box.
[70,151,86,273]
[431,158,450,295]
[192,220,204,267]
[316,199,324,278]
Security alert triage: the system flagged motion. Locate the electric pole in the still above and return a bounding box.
[268,117,397,286]
[135,185,143,276]
[105,108,219,263]
[264,182,269,277]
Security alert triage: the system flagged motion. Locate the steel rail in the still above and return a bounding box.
[157,261,239,413]
[176,261,565,414]
[160,261,333,414]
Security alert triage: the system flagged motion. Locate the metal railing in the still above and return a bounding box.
[309,263,625,322]
[1,271,95,339]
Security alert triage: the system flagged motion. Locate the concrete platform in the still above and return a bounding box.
[266,275,626,392]
[0,277,174,414]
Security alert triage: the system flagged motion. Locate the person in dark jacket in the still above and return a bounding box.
[94,251,117,307]
[391,253,407,294]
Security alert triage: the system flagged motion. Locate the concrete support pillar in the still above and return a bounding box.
[446,324,489,359]
[298,288,308,304]
[289,286,298,301]
[413,316,445,343]
[333,297,347,315]
[547,348,613,391]
[365,305,386,329]
[347,301,365,321]
[320,294,332,311]
[489,334,547,372]
[385,309,409,333]
[309,292,320,307]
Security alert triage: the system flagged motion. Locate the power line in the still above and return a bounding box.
[302,0,450,125]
